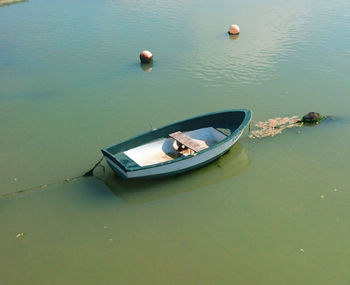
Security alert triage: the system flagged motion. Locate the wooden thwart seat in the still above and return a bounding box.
[169,131,207,153]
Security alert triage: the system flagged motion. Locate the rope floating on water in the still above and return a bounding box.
[0,176,82,199]
[0,156,105,200]
[83,156,104,177]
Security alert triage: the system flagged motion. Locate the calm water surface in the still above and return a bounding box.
[1,0,350,284]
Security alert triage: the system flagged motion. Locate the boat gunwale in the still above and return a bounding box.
[101,109,252,172]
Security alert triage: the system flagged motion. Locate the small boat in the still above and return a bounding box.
[101,109,252,179]
[105,143,251,204]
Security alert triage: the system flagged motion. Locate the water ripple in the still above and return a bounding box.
[178,2,312,87]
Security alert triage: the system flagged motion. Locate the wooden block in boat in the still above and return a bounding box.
[169,131,207,152]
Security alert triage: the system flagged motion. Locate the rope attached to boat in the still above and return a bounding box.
[83,156,105,177]
[0,156,105,200]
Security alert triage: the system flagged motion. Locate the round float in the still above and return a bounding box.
[140,50,153,64]
[228,24,240,35]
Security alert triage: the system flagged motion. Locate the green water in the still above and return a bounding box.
[1,0,350,284]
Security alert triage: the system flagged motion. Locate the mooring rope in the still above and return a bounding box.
[83,156,104,177]
[0,156,105,200]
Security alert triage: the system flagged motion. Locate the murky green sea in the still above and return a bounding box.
[1,0,350,284]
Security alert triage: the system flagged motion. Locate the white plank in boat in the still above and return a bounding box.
[169,131,207,152]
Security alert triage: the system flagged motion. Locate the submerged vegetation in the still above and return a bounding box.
[249,112,328,139]
[249,116,302,138]
[249,112,327,139]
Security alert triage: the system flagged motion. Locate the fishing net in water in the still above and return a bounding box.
[249,116,302,139]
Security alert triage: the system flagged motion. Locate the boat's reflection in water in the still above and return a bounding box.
[104,142,251,205]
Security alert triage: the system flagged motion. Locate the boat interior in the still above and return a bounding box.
[124,127,227,166]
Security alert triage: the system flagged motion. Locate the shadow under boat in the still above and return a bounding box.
[104,142,251,205]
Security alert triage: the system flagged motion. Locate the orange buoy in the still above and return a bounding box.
[228,24,240,35]
[140,50,153,64]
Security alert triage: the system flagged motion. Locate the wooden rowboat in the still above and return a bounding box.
[101,109,252,179]
[104,143,251,204]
